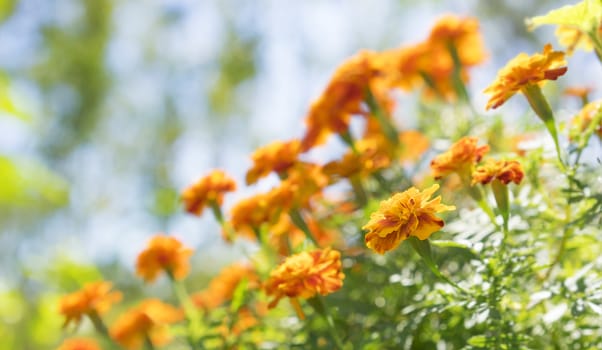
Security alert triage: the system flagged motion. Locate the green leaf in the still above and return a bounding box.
[0,73,31,122]
[230,277,248,313]
[467,335,488,347]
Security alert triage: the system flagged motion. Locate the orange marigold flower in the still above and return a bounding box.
[570,100,602,140]
[472,159,525,185]
[136,235,193,282]
[192,263,259,310]
[182,170,236,216]
[430,136,489,180]
[58,281,122,328]
[484,44,567,110]
[246,139,302,185]
[110,299,183,350]
[322,138,391,181]
[427,15,487,67]
[264,248,345,308]
[57,338,102,350]
[363,184,455,254]
[564,86,593,99]
[301,51,382,151]
[555,25,593,55]
[399,130,430,162]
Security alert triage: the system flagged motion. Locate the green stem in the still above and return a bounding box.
[365,88,399,146]
[307,296,345,349]
[168,273,203,350]
[338,130,358,154]
[144,335,156,350]
[521,84,565,170]
[350,175,368,208]
[289,209,319,246]
[210,200,224,224]
[88,311,123,349]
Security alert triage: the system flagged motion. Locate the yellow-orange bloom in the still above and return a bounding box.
[430,137,489,180]
[182,170,236,216]
[264,248,345,308]
[58,281,122,328]
[245,139,301,185]
[57,338,102,350]
[484,44,567,110]
[110,299,183,350]
[136,235,193,282]
[192,263,259,310]
[363,184,455,254]
[301,51,381,151]
[472,159,525,185]
[555,25,593,55]
[569,100,602,140]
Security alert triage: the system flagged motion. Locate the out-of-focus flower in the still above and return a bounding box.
[110,299,183,350]
[363,184,455,254]
[430,137,489,180]
[182,170,236,216]
[192,263,259,310]
[322,138,391,181]
[264,248,345,308]
[57,338,102,350]
[245,140,302,185]
[136,235,193,282]
[301,51,383,151]
[472,159,525,185]
[484,44,567,110]
[399,130,430,162]
[570,100,602,140]
[555,25,593,55]
[59,281,122,328]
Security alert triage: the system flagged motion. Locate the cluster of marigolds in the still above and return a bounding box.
[57,3,602,349]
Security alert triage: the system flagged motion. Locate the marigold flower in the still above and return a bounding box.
[136,235,193,282]
[229,187,292,240]
[301,50,382,151]
[57,338,102,350]
[570,100,602,140]
[182,170,236,216]
[192,263,259,310]
[322,138,391,181]
[472,159,525,185]
[246,140,301,185]
[264,248,345,308]
[555,25,593,55]
[110,299,183,350]
[58,281,122,328]
[484,44,567,110]
[564,86,593,99]
[363,184,455,254]
[430,136,489,180]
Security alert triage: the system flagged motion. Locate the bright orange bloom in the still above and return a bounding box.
[246,139,301,185]
[363,184,455,254]
[430,137,489,180]
[569,100,602,140]
[192,263,259,310]
[57,338,102,350]
[136,235,193,282]
[428,15,487,67]
[110,299,183,350]
[472,159,525,185]
[280,163,329,208]
[264,248,345,308]
[564,86,593,99]
[399,130,430,162]
[484,44,567,110]
[301,51,382,151]
[182,170,236,216]
[322,138,391,181]
[58,281,122,328]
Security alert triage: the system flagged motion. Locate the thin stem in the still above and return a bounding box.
[289,209,319,246]
[88,311,123,349]
[308,296,345,349]
[365,88,399,147]
[168,273,203,350]
[350,175,368,208]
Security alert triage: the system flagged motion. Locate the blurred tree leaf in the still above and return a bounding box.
[0,72,30,122]
[0,0,17,23]
[0,156,69,211]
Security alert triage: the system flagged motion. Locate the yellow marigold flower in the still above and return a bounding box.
[264,248,345,308]
[181,170,236,216]
[363,184,455,254]
[430,136,490,180]
[229,187,292,241]
[136,235,193,282]
[245,139,302,185]
[570,100,602,140]
[472,159,525,185]
[57,338,102,350]
[192,263,259,310]
[301,50,382,151]
[555,25,593,55]
[484,44,567,110]
[110,299,183,350]
[58,281,122,328]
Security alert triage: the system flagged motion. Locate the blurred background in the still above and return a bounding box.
[0,0,599,348]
